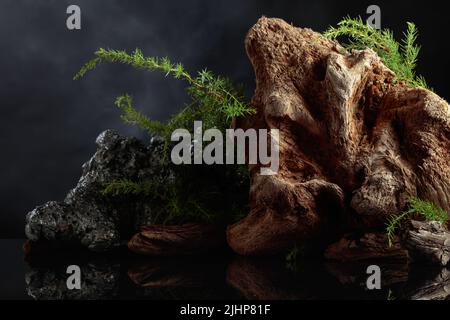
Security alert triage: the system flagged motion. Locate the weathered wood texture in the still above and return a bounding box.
[403,220,450,266]
[227,17,450,255]
[128,224,226,256]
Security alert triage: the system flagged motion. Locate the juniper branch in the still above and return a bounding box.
[386,197,449,247]
[74,48,255,122]
[324,17,431,90]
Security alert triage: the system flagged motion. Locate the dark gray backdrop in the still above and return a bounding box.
[1,0,448,237]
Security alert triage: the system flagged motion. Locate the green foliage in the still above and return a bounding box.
[387,289,396,301]
[102,167,249,225]
[386,197,449,247]
[75,48,254,225]
[102,178,212,224]
[75,48,255,134]
[286,246,299,271]
[324,17,430,90]
[101,179,162,197]
[285,245,306,272]
[115,95,168,137]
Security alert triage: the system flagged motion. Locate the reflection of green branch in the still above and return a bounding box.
[386,197,449,247]
[386,210,411,248]
[286,245,303,272]
[324,16,431,90]
[387,289,396,301]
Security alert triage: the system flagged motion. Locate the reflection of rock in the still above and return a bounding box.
[228,17,450,255]
[128,224,226,256]
[401,268,450,300]
[325,233,408,263]
[403,220,450,266]
[25,130,171,252]
[226,257,337,300]
[25,261,120,300]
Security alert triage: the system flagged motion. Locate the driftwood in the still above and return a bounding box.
[403,220,450,266]
[324,233,408,263]
[402,268,450,300]
[128,224,226,256]
[227,17,450,255]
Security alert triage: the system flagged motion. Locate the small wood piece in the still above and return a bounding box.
[128,224,226,256]
[403,220,450,266]
[324,233,408,263]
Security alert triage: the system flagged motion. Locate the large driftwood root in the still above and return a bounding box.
[227,17,450,255]
[128,224,226,256]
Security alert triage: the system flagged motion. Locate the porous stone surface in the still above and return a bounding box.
[25,130,171,251]
[227,17,450,255]
[25,261,120,300]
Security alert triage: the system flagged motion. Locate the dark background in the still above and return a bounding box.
[1,0,448,237]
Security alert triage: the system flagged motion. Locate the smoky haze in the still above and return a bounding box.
[0,0,448,237]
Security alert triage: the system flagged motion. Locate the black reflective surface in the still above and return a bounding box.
[1,240,449,300]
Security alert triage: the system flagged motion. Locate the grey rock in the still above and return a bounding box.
[25,130,171,251]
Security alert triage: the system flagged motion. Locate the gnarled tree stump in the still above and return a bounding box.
[227,17,450,255]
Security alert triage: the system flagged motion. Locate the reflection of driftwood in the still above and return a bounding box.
[128,258,215,288]
[324,233,410,288]
[128,224,226,256]
[325,233,408,263]
[402,268,450,300]
[226,257,344,299]
[403,220,450,266]
[226,258,308,300]
[127,257,232,299]
[325,262,408,287]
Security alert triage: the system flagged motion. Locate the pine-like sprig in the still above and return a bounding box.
[101,177,227,224]
[101,179,162,197]
[115,94,168,137]
[324,17,430,90]
[386,197,449,247]
[74,48,255,131]
[75,48,253,225]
